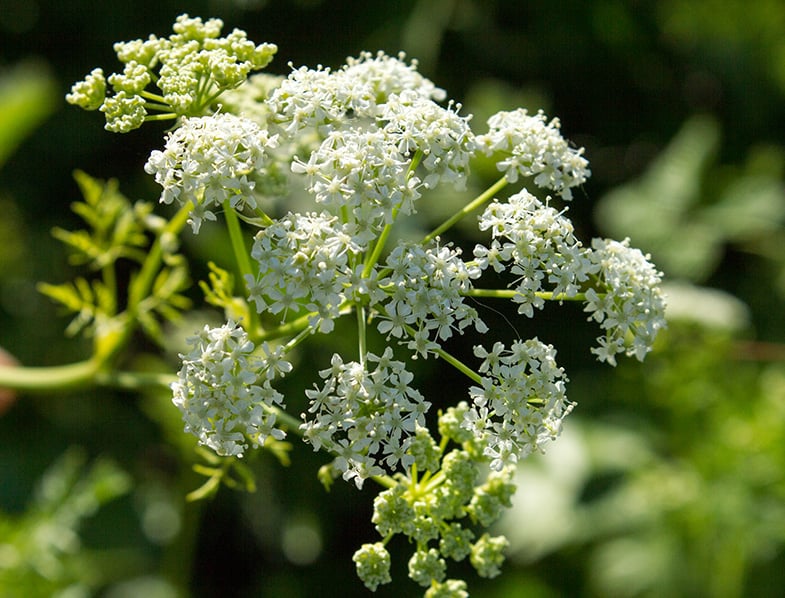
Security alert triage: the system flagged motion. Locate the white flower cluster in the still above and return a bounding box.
[584,238,667,365]
[292,127,420,246]
[271,51,474,201]
[378,242,487,355]
[476,109,590,199]
[245,211,375,333]
[473,192,666,365]
[380,90,474,189]
[475,189,595,317]
[301,348,430,487]
[463,339,573,471]
[65,67,106,110]
[107,22,665,485]
[268,50,445,134]
[171,321,289,457]
[144,113,278,232]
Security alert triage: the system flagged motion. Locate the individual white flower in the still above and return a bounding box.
[144,113,278,233]
[584,237,667,365]
[476,108,590,199]
[300,348,430,488]
[462,339,573,470]
[474,190,596,317]
[171,321,288,457]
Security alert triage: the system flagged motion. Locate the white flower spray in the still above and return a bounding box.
[67,15,667,595]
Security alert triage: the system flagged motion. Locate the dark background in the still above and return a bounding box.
[2,1,785,596]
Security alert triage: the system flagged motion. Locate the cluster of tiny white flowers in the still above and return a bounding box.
[268,51,445,135]
[270,51,474,196]
[343,50,447,106]
[474,189,595,317]
[378,241,487,355]
[144,113,278,233]
[584,238,667,365]
[463,339,573,471]
[171,321,289,457]
[378,90,475,189]
[245,211,375,333]
[301,348,430,487]
[292,127,420,245]
[65,67,106,110]
[476,108,590,199]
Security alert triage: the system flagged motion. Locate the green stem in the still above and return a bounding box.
[144,113,179,122]
[223,200,260,333]
[129,202,193,310]
[402,324,482,385]
[144,102,177,113]
[93,369,176,390]
[253,207,275,226]
[102,262,118,316]
[254,300,356,343]
[140,90,168,104]
[0,362,178,394]
[422,175,508,244]
[362,222,393,278]
[370,474,399,489]
[361,150,424,278]
[270,405,303,433]
[432,345,483,385]
[0,359,100,392]
[466,289,588,302]
[357,304,367,365]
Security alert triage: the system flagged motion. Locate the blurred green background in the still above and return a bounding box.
[1,1,785,596]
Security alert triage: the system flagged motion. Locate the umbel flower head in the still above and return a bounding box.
[69,15,668,595]
[171,321,289,457]
[144,112,279,233]
[137,38,664,483]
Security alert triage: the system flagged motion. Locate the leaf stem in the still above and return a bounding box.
[465,289,588,302]
[223,200,260,333]
[422,175,508,244]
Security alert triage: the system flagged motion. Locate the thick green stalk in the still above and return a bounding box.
[0,359,100,393]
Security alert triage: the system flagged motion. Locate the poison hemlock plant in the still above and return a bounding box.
[1,15,666,595]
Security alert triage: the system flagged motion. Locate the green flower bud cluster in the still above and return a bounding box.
[353,405,515,594]
[66,14,277,132]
